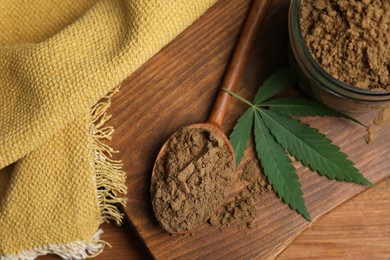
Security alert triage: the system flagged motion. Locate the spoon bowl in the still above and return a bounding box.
[153,123,235,167]
[151,123,235,234]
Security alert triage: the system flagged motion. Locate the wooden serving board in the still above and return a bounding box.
[107,0,390,258]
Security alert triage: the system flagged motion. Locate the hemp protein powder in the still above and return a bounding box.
[300,0,390,91]
[151,127,234,233]
[209,159,271,229]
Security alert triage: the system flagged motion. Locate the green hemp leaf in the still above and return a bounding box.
[225,69,372,221]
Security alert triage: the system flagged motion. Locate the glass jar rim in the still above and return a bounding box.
[292,0,390,98]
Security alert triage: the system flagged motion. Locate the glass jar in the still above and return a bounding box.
[288,0,390,112]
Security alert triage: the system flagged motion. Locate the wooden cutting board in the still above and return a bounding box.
[107,0,390,258]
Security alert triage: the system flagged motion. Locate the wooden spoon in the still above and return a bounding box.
[151,0,271,233]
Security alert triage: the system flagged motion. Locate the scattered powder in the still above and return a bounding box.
[374,105,390,126]
[151,127,234,233]
[364,125,378,144]
[364,105,390,144]
[209,160,271,229]
[300,0,390,91]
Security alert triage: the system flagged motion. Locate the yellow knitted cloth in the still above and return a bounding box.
[0,0,216,258]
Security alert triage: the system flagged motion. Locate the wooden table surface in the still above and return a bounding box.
[106,0,390,258]
[38,0,390,258]
[45,177,389,260]
[41,177,390,259]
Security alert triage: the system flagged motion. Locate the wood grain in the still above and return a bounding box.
[41,178,390,259]
[108,176,390,259]
[104,178,390,260]
[38,0,390,258]
[278,177,390,260]
[102,0,390,258]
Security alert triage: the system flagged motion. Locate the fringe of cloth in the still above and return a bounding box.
[2,87,127,259]
[90,86,127,225]
[1,229,109,260]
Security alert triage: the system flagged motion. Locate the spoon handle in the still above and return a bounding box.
[207,0,271,127]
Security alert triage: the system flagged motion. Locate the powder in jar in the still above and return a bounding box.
[151,127,234,233]
[300,0,390,91]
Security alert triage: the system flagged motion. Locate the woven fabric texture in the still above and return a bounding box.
[0,0,217,257]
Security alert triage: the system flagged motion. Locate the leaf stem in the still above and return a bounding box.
[223,88,254,108]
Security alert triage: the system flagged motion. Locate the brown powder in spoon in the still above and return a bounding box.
[151,127,234,233]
